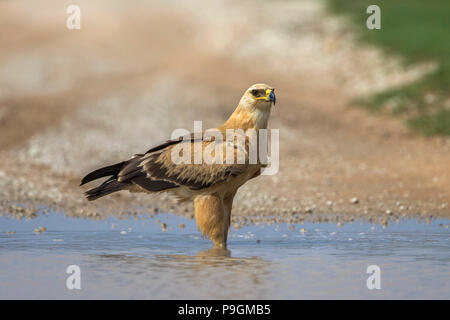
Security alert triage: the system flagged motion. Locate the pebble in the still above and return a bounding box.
[120,231,127,235]
[300,228,307,234]
[179,223,185,229]
[305,207,314,214]
[161,223,168,232]
[34,226,47,234]
[350,197,359,204]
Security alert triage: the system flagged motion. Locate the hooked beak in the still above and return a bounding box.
[256,88,276,105]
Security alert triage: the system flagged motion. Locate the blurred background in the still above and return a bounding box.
[0,0,449,221]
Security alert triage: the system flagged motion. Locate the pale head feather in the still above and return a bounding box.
[220,83,275,131]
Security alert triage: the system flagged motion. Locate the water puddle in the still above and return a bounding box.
[0,212,449,299]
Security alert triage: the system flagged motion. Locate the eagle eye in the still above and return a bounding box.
[251,89,259,96]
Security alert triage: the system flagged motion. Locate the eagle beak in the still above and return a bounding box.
[255,88,276,105]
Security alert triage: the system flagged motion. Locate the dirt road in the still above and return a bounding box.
[1,0,449,226]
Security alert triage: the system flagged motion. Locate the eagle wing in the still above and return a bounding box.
[81,131,259,200]
[118,132,254,191]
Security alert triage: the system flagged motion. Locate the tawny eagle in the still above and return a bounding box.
[81,84,276,248]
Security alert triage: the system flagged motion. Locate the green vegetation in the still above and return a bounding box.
[326,0,450,136]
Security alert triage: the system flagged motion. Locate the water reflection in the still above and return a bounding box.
[82,247,272,299]
[93,247,269,278]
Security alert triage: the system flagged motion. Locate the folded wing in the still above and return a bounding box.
[81,132,254,200]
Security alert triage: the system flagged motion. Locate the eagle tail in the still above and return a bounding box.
[81,157,178,201]
[80,161,129,201]
[84,176,130,201]
[80,162,126,186]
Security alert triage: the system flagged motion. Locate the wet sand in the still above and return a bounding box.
[0,0,449,226]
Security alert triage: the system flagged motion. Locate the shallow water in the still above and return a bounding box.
[0,212,449,299]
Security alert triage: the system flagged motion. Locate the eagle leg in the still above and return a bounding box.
[194,194,232,248]
[222,192,236,244]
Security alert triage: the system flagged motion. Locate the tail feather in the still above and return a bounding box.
[81,151,179,201]
[80,161,126,186]
[84,177,130,201]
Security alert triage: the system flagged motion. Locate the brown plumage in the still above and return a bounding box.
[81,84,276,248]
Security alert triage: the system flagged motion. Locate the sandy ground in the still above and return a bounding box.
[1,0,449,226]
